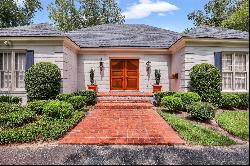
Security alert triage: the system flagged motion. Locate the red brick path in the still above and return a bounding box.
[59,100,185,145]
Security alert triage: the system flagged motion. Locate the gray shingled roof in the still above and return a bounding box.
[66,24,181,48]
[0,23,248,48]
[183,26,249,39]
[0,23,64,37]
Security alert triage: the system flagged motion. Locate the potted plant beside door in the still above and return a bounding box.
[153,69,162,93]
[87,68,98,92]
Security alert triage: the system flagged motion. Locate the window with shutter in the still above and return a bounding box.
[222,52,249,92]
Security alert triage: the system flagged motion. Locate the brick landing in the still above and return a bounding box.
[59,100,185,145]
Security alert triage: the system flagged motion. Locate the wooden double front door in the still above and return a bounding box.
[110,59,139,90]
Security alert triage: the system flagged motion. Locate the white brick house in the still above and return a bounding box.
[0,24,249,102]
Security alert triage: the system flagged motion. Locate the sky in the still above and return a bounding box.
[31,0,209,33]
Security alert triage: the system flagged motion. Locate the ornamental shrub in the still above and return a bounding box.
[0,110,35,128]
[189,63,222,105]
[0,103,23,114]
[73,90,97,105]
[0,96,22,104]
[67,96,86,110]
[220,93,241,110]
[161,96,183,112]
[26,100,49,115]
[153,91,176,106]
[173,92,201,110]
[25,62,61,101]
[187,102,216,121]
[235,93,249,109]
[43,101,74,119]
[56,93,74,101]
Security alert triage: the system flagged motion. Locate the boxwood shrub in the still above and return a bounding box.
[67,96,87,110]
[173,92,201,110]
[43,100,74,119]
[26,100,49,115]
[153,91,176,106]
[25,62,61,101]
[0,96,22,104]
[56,93,74,101]
[0,110,36,128]
[161,96,183,112]
[189,63,222,105]
[73,90,97,105]
[0,103,23,114]
[220,93,241,110]
[235,93,249,109]
[187,102,216,121]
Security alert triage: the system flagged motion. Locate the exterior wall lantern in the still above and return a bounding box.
[146,61,151,80]
[170,73,179,79]
[4,40,12,46]
[99,58,104,72]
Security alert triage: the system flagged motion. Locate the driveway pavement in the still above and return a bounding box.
[0,143,248,165]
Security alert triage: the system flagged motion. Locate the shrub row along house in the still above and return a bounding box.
[0,23,249,103]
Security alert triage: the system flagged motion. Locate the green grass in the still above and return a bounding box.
[215,111,249,140]
[160,111,236,146]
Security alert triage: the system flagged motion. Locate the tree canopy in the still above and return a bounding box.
[187,0,249,32]
[0,0,42,28]
[222,0,249,32]
[48,0,125,32]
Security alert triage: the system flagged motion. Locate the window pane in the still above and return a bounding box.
[222,54,232,71]
[0,52,12,89]
[222,72,233,90]
[235,53,246,72]
[0,53,3,70]
[235,72,247,90]
[15,53,26,88]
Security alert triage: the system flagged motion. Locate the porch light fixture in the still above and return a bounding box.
[99,58,104,72]
[3,40,12,46]
[146,61,151,79]
[170,73,178,79]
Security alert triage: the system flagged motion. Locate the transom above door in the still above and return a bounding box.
[110,59,139,90]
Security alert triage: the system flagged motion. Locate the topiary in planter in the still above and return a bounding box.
[189,63,222,105]
[25,62,61,101]
[220,93,241,110]
[187,102,216,121]
[173,92,201,110]
[161,96,183,112]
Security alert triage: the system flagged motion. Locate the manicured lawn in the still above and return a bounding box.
[0,111,84,144]
[215,111,249,140]
[160,111,236,146]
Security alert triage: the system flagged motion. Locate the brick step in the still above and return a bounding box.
[95,102,153,109]
[97,92,153,97]
[97,96,153,101]
[97,100,151,103]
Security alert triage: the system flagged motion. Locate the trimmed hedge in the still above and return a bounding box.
[0,111,84,144]
[67,96,87,110]
[73,90,97,105]
[56,93,74,101]
[161,96,183,112]
[187,102,216,121]
[0,96,22,104]
[153,91,176,106]
[43,101,74,119]
[0,110,35,128]
[234,93,249,109]
[26,100,49,115]
[0,103,23,114]
[173,92,201,110]
[189,63,222,105]
[25,62,61,101]
[220,93,241,110]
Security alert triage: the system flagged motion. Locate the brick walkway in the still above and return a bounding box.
[59,100,185,145]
